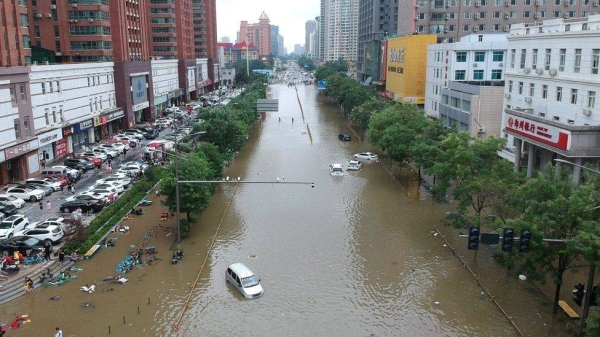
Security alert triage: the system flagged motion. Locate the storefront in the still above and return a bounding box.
[154,94,168,118]
[72,119,94,150]
[61,126,74,155]
[93,109,125,140]
[37,128,63,163]
[1,139,40,183]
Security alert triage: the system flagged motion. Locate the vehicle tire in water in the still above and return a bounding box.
[30,196,37,202]
[62,207,70,213]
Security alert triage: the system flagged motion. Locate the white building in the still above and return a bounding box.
[425,34,508,138]
[501,15,600,182]
[221,68,235,88]
[196,58,210,94]
[319,0,359,62]
[151,60,179,115]
[29,63,121,157]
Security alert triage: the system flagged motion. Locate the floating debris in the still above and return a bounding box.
[50,296,60,300]
[82,302,94,309]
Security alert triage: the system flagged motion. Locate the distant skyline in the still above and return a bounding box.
[216,0,319,53]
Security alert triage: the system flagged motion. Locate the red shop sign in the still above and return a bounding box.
[54,139,68,157]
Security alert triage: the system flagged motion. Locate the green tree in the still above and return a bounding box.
[367,104,429,163]
[350,97,391,131]
[194,142,226,179]
[507,168,599,314]
[410,119,447,180]
[160,153,214,224]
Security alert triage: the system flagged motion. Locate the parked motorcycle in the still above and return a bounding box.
[1,259,20,272]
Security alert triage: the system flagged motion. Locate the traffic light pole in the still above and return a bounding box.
[579,264,595,336]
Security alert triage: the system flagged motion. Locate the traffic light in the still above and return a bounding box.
[519,229,532,253]
[468,226,480,250]
[591,286,598,306]
[573,283,585,307]
[502,228,515,252]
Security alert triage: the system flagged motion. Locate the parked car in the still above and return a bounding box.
[353,152,379,161]
[338,133,351,141]
[134,126,154,133]
[81,151,107,162]
[15,224,63,244]
[145,129,159,140]
[96,174,132,188]
[114,136,139,147]
[59,199,105,213]
[17,183,53,196]
[93,147,119,159]
[6,186,45,201]
[347,160,362,171]
[64,158,96,171]
[0,215,30,240]
[120,131,144,140]
[225,263,264,299]
[0,194,25,208]
[329,163,344,176]
[100,142,127,154]
[65,193,106,203]
[77,191,113,200]
[34,217,75,235]
[78,155,102,167]
[50,166,82,180]
[164,133,184,142]
[0,202,18,216]
[87,182,123,194]
[0,236,46,255]
[25,178,62,191]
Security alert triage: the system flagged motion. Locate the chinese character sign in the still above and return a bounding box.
[505,116,571,150]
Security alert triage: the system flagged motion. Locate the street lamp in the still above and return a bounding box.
[553,158,599,336]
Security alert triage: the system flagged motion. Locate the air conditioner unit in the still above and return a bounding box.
[50,5,56,9]
[504,13,510,19]
[46,13,52,18]
[523,67,531,73]
[71,3,78,7]
[583,108,592,115]
[549,68,558,76]
[475,1,481,6]
[473,27,479,32]
[446,1,451,7]
[503,25,510,31]
[444,29,449,33]
[505,0,511,6]
[504,92,511,98]
[499,62,504,66]
[474,13,480,19]
[43,61,49,65]
[524,97,532,103]
[478,126,486,133]
[88,18,94,22]
[473,63,478,67]
[35,13,42,18]
[33,61,38,65]
[535,68,543,74]
[534,14,539,19]
[593,0,599,6]
[563,12,569,18]
[564,0,569,5]
[535,0,541,5]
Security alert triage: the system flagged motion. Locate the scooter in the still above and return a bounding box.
[0,260,19,272]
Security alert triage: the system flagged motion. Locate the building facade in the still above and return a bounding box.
[425,33,507,117]
[305,20,317,58]
[319,0,360,62]
[398,0,600,43]
[357,0,398,82]
[501,15,600,182]
[385,34,437,104]
[239,12,271,61]
[1,0,31,66]
[270,25,280,59]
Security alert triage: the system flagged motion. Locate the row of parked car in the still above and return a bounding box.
[0,159,150,256]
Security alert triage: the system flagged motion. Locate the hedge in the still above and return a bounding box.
[63,166,164,254]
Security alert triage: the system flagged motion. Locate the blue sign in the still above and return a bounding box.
[74,119,94,133]
[318,81,327,90]
[131,75,148,105]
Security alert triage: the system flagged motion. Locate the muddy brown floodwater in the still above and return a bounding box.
[1,83,574,336]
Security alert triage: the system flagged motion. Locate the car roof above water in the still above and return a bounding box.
[228,263,255,278]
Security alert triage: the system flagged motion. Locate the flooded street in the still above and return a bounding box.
[1,83,573,336]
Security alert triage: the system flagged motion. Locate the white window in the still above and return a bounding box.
[571,89,578,104]
[592,49,600,74]
[559,49,566,72]
[574,49,581,73]
[588,91,596,108]
[529,83,535,96]
[542,85,548,99]
[556,87,563,101]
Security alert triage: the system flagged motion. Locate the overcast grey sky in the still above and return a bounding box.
[216,0,320,52]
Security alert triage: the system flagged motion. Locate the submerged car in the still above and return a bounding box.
[225,263,263,299]
[353,152,378,161]
[347,160,362,171]
[338,133,351,141]
[329,163,344,176]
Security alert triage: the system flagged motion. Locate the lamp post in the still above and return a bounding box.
[554,158,599,336]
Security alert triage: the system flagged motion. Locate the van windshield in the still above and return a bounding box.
[241,275,260,288]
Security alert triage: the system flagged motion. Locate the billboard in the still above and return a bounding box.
[131,75,148,105]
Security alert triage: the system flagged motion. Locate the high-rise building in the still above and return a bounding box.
[305,20,317,58]
[271,25,280,59]
[357,0,398,82]
[319,0,359,62]
[0,0,30,66]
[398,0,599,42]
[239,12,272,61]
[294,44,305,55]
[192,0,219,95]
[278,35,285,57]
[315,16,321,60]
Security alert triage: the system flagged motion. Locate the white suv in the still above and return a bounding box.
[16,224,63,243]
[0,215,30,239]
